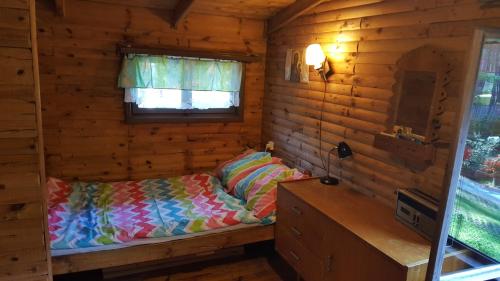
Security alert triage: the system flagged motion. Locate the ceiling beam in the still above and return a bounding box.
[54,0,66,17]
[268,0,328,34]
[172,0,197,28]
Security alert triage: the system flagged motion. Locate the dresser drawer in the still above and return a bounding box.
[277,179,430,281]
[275,223,324,281]
[277,187,327,257]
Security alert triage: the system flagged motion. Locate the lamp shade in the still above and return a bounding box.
[337,141,352,159]
[305,44,326,69]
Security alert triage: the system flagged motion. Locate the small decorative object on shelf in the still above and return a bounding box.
[391,125,426,144]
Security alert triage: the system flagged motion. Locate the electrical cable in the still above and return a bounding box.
[318,77,328,171]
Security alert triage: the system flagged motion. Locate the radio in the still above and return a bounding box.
[396,188,439,241]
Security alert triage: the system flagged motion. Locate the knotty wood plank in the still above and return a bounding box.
[0,55,34,86]
[0,0,50,280]
[0,27,30,48]
[0,0,28,9]
[54,0,65,17]
[144,257,282,281]
[0,7,30,30]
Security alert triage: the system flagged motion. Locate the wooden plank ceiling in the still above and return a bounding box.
[76,0,296,19]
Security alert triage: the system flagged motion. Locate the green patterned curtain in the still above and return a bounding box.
[118,55,243,92]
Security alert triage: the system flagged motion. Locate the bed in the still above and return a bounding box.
[48,150,305,274]
[52,224,275,274]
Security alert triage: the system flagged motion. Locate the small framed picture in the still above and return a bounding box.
[285,48,309,83]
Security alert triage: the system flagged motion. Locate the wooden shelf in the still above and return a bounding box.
[374,133,436,166]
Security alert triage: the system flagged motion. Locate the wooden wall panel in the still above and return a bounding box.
[263,0,500,205]
[37,0,267,182]
[0,0,51,280]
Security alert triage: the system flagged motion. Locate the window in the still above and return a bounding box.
[118,53,245,123]
[447,31,500,264]
[129,89,237,110]
[427,28,500,281]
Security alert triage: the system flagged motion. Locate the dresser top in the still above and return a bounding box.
[279,178,431,267]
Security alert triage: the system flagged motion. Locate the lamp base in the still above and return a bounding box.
[320,176,339,185]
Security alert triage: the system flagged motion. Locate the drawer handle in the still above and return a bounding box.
[291,206,302,215]
[289,250,300,261]
[290,226,302,237]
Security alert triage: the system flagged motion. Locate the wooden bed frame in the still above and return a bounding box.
[51,224,274,275]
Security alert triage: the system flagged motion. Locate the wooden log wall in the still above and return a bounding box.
[263,0,500,206]
[36,0,267,181]
[0,0,51,280]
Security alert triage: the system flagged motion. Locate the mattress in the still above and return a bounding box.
[47,173,261,251]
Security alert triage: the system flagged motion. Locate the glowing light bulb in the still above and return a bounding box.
[305,43,326,70]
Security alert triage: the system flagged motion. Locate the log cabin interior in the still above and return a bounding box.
[1,0,499,280]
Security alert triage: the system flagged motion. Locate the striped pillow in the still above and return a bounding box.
[219,152,280,193]
[233,164,304,220]
[214,149,256,179]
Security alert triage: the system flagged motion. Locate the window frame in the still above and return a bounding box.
[447,237,499,264]
[125,101,243,123]
[120,45,255,124]
[124,65,245,123]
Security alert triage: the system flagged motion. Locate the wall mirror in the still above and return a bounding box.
[374,45,452,166]
[391,45,451,143]
[395,70,436,136]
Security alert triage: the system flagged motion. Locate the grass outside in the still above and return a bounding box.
[450,186,500,261]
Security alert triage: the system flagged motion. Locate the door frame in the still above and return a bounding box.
[425,27,500,281]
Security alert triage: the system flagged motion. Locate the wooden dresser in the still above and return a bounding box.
[275,178,431,281]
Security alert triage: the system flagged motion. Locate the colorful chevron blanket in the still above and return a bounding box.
[47,174,260,249]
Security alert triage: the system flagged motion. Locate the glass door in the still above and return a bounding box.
[426,28,500,281]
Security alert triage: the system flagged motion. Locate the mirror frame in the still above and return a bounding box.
[391,45,451,143]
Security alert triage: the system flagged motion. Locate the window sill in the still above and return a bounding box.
[124,103,244,124]
[125,114,244,124]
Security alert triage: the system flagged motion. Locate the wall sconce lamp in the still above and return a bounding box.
[320,141,352,185]
[306,43,333,81]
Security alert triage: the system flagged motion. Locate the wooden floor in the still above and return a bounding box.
[53,242,294,281]
[54,256,288,281]
[142,257,284,281]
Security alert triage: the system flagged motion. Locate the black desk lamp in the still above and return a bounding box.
[320,141,352,185]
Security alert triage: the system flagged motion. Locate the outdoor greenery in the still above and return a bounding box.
[463,136,500,185]
[450,190,500,261]
[465,64,500,188]
[450,42,499,263]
